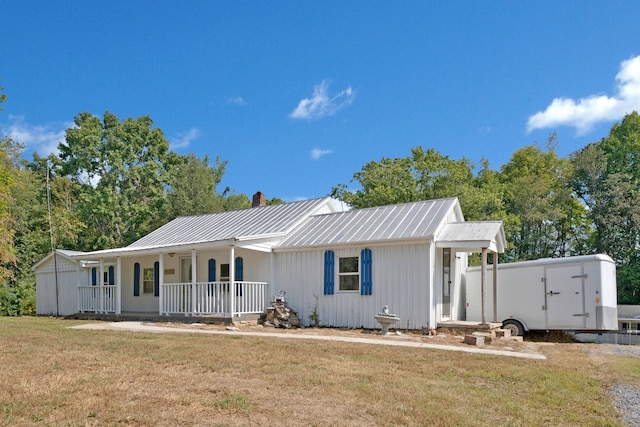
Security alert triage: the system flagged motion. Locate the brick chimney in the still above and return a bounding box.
[252,191,266,207]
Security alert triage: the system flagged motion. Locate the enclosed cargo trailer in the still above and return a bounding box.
[465,254,618,335]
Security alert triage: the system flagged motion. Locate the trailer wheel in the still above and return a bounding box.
[502,319,525,336]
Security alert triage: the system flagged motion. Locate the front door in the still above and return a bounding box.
[545,264,586,329]
[442,248,451,318]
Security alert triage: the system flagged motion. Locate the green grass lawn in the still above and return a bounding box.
[0,317,636,426]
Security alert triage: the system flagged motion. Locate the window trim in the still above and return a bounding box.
[142,267,155,294]
[220,263,230,282]
[337,255,360,293]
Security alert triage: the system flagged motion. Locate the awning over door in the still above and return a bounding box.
[435,221,506,253]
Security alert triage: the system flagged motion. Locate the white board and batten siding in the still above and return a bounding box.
[34,250,84,316]
[274,243,435,330]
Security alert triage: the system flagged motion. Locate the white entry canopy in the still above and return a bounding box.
[435,221,506,253]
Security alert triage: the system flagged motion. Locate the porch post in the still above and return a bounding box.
[159,253,164,316]
[492,251,498,323]
[481,248,487,325]
[99,259,105,313]
[229,246,235,320]
[116,257,122,315]
[269,251,275,307]
[191,249,197,316]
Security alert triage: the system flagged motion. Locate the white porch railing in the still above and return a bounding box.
[78,285,117,313]
[161,281,268,317]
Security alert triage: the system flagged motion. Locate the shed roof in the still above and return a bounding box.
[276,197,461,249]
[32,249,85,271]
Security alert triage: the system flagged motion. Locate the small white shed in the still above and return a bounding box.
[33,249,85,316]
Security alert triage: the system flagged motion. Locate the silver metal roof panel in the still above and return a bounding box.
[127,197,334,250]
[276,197,459,248]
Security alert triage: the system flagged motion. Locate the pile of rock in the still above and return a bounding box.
[260,291,301,329]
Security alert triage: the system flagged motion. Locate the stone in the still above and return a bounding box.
[464,335,485,346]
[494,329,511,338]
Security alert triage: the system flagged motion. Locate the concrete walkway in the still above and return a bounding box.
[70,321,546,360]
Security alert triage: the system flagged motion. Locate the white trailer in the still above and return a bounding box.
[465,254,618,336]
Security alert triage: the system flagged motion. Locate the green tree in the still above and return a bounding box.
[571,112,640,303]
[500,135,588,261]
[331,146,506,222]
[163,153,227,219]
[58,111,172,249]
[0,137,40,315]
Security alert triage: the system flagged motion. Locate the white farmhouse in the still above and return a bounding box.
[34,194,506,330]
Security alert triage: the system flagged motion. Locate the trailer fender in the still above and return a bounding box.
[502,318,528,336]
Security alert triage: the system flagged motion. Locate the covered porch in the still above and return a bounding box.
[74,241,271,319]
[436,221,506,326]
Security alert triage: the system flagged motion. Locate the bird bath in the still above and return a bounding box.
[375,306,400,335]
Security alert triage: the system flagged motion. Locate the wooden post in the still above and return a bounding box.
[191,250,197,316]
[116,257,122,315]
[229,246,235,320]
[99,259,104,313]
[481,248,487,325]
[492,251,498,323]
[158,253,164,316]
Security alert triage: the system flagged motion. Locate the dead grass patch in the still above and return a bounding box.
[0,317,633,426]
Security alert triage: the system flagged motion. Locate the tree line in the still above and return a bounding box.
[332,112,640,305]
[0,105,257,314]
[1,82,640,313]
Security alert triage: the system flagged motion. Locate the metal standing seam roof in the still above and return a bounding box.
[275,197,460,249]
[126,197,335,250]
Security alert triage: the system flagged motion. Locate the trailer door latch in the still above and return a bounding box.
[572,313,590,317]
[571,274,588,279]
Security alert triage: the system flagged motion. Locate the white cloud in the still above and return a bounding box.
[289,80,355,120]
[310,148,332,160]
[170,128,201,149]
[229,96,247,106]
[527,55,640,134]
[1,115,68,155]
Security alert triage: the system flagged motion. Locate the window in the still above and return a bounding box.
[325,249,372,295]
[143,268,154,294]
[220,264,230,281]
[339,256,359,291]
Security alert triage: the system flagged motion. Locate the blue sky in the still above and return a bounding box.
[2,2,640,201]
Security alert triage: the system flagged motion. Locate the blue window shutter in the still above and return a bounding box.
[91,268,97,286]
[154,262,160,297]
[208,259,216,282]
[108,266,115,285]
[324,250,335,295]
[235,257,243,296]
[133,263,140,297]
[361,248,372,295]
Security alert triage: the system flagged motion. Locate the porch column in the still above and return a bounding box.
[116,257,122,315]
[99,259,105,313]
[481,248,487,325]
[191,249,197,316]
[269,251,275,306]
[158,253,164,316]
[492,251,498,323]
[229,246,235,320]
